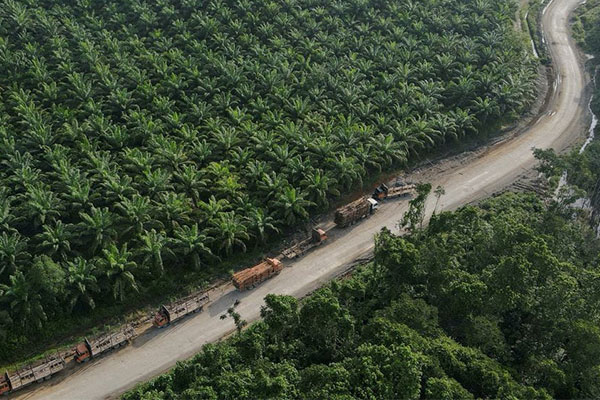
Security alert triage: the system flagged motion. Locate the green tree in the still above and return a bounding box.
[100,243,138,302]
[299,289,354,364]
[401,183,432,232]
[78,207,118,255]
[138,229,172,277]
[0,270,47,329]
[210,212,249,255]
[64,257,99,311]
[246,208,280,246]
[274,187,313,225]
[424,377,474,400]
[300,169,340,208]
[36,220,73,260]
[171,223,216,270]
[0,231,29,279]
[434,185,445,213]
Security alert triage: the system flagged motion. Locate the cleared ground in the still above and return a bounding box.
[17,0,588,398]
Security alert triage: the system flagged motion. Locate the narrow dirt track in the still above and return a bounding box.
[18,0,587,398]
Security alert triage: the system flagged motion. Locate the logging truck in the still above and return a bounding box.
[334,197,379,228]
[232,258,283,291]
[281,228,328,259]
[372,183,416,201]
[0,355,65,395]
[75,325,135,363]
[153,293,210,328]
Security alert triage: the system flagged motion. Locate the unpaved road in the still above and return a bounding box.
[18,0,588,398]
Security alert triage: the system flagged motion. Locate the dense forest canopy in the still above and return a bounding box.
[0,0,535,360]
[124,193,600,399]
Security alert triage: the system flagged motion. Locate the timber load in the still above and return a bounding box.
[232,258,283,291]
[334,197,379,228]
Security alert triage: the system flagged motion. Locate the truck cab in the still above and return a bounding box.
[153,306,170,328]
[311,228,327,243]
[372,183,389,200]
[367,198,379,212]
[0,373,11,395]
[75,340,91,363]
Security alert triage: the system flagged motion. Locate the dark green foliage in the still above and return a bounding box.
[124,193,600,399]
[565,0,600,211]
[0,0,537,360]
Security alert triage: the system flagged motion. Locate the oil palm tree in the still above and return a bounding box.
[274,187,314,225]
[209,212,250,255]
[0,270,47,329]
[36,220,73,260]
[64,257,99,311]
[0,232,30,280]
[171,223,216,270]
[138,229,173,277]
[77,207,118,255]
[23,182,62,228]
[100,243,138,302]
[300,170,341,208]
[246,208,280,246]
[115,195,156,238]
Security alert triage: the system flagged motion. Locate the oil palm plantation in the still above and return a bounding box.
[0,0,537,357]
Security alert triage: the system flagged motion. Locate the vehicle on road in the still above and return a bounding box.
[0,355,65,395]
[334,197,379,228]
[281,228,328,259]
[153,293,210,328]
[75,325,135,363]
[372,183,416,201]
[232,258,283,291]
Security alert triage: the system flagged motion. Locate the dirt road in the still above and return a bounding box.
[19,0,587,398]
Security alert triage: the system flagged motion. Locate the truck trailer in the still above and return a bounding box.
[153,292,210,328]
[233,258,283,291]
[372,183,416,201]
[0,356,65,395]
[281,228,328,259]
[334,197,379,228]
[75,325,135,363]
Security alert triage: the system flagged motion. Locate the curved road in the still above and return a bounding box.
[19,0,587,398]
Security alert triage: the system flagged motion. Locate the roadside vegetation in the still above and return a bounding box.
[124,193,600,399]
[0,0,537,362]
[523,0,551,63]
[537,0,600,214]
